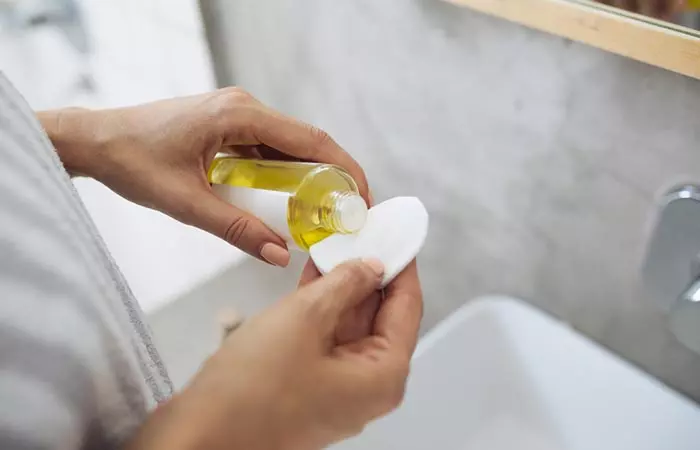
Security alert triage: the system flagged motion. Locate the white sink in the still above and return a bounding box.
[334,297,700,450]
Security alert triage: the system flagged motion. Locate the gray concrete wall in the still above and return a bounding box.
[190,0,700,400]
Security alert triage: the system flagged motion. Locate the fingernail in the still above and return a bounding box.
[363,258,385,277]
[260,243,290,267]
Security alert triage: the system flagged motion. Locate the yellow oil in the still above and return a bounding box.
[208,157,365,250]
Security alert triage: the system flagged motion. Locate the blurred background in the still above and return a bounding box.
[0,0,239,386]
[584,0,700,30]
[0,0,233,313]
[3,0,700,405]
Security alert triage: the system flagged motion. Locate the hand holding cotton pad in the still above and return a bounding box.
[310,197,429,288]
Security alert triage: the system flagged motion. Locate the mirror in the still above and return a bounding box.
[448,0,700,80]
[588,0,700,30]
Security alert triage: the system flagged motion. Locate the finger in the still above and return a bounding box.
[335,291,382,345]
[331,335,410,419]
[298,257,321,287]
[254,108,370,202]
[373,260,423,357]
[222,104,370,203]
[188,189,290,267]
[298,258,383,344]
[300,259,384,332]
[224,145,263,160]
[256,144,304,162]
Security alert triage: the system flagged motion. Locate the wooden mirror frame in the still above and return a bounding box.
[447,0,700,79]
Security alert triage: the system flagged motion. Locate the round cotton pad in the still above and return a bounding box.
[309,196,429,288]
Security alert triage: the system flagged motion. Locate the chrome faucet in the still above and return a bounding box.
[643,185,700,354]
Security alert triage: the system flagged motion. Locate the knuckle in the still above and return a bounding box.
[211,88,257,118]
[223,215,250,247]
[307,125,333,148]
[209,87,261,136]
[219,86,255,104]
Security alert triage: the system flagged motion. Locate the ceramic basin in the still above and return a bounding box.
[334,297,700,450]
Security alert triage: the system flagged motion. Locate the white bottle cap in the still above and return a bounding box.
[334,194,368,233]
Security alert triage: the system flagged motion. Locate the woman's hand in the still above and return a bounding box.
[38,89,369,267]
[127,259,423,450]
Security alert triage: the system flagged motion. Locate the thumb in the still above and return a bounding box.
[188,190,290,267]
[300,259,384,333]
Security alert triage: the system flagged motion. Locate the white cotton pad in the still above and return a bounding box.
[309,196,429,288]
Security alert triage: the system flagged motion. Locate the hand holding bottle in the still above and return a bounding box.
[38,88,370,267]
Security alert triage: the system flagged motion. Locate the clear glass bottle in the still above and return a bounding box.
[208,157,368,251]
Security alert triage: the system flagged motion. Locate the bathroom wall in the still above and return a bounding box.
[189,0,700,400]
[72,0,246,313]
[1,0,247,313]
